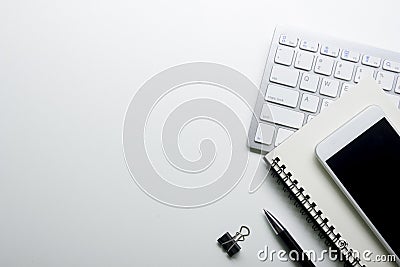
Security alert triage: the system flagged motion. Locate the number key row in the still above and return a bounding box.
[278,33,400,74]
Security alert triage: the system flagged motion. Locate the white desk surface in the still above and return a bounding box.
[1,0,399,266]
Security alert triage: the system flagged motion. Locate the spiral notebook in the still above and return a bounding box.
[264,79,400,267]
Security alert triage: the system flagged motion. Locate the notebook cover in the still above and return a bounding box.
[265,79,399,266]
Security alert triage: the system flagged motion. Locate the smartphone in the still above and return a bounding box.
[315,105,400,261]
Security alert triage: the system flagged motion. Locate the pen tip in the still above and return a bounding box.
[263,210,284,234]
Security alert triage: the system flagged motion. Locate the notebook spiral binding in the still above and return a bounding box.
[271,157,366,267]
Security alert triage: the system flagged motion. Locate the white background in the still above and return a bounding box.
[1,0,399,266]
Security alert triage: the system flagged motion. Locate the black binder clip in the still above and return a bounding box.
[217,225,250,257]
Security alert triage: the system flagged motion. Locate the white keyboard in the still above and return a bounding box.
[249,26,400,153]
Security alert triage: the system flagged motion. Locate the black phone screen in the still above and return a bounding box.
[326,117,400,257]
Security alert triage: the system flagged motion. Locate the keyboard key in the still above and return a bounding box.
[375,71,394,91]
[307,115,315,123]
[270,65,299,87]
[386,94,400,109]
[255,123,275,145]
[294,51,314,71]
[354,66,374,83]
[275,46,295,66]
[260,104,304,129]
[314,56,334,76]
[362,55,381,68]
[340,83,355,96]
[320,98,334,112]
[300,93,320,113]
[300,73,319,92]
[341,49,360,62]
[320,78,339,97]
[275,128,295,146]
[320,45,340,57]
[334,61,354,81]
[265,84,299,108]
[382,60,400,73]
[395,77,400,94]
[279,34,298,47]
[299,39,319,52]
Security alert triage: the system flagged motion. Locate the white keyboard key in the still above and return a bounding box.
[354,66,374,83]
[275,46,295,66]
[320,98,334,112]
[334,61,354,81]
[395,77,400,94]
[314,56,334,76]
[294,51,314,71]
[254,123,275,145]
[279,34,298,47]
[375,71,394,91]
[341,49,360,62]
[275,128,295,146]
[300,93,320,113]
[270,65,299,87]
[299,39,319,52]
[260,104,304,129]
[320,45,340,57]
[265,84,299,108]
[340,83,355,96]
[300,73,319,92]
[386,94,400,109]
[362,55,381,68]
[382,60,400,73]
[307,115,315,123]
[320,78,340,97]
